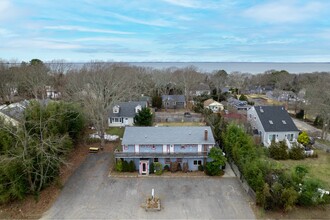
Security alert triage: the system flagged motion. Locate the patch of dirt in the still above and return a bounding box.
[0,141,117,219]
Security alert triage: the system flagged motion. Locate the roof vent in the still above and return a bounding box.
[269,120,273,125]
[145,135,147,139]
[282,120,287,124]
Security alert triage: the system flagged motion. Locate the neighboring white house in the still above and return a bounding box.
[108,101,148,127]
[203,99,224,113]
[247,106,300,148]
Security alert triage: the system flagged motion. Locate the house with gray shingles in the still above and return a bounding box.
[108,101,148,127]
[162,95,186,109]
[190,83,211,96]
[0,100,30,126]
[247,106,300,148]
[115,126,215,175]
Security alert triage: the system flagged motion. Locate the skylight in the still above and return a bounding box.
[282,120,287,124]
[269,120,273,124]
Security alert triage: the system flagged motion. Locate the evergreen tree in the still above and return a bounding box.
[134,107,153,126]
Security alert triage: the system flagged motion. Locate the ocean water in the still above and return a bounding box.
[129,62,330,74]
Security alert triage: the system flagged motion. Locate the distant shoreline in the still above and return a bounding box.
[3,61,330,74]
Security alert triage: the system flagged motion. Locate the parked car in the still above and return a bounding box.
[184,112,192,118]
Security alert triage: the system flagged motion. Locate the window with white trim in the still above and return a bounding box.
[193,160,202,166]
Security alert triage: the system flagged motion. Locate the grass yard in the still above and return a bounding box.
[275,149,330,188]
[105,127,125,138]
[255,149,330,219]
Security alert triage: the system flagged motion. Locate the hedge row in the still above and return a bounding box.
[222,124,329,211]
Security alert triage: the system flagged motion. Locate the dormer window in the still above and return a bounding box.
[113,105,120,113]
[135,104,142,113]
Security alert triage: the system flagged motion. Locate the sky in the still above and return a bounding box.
[1,0,330,62]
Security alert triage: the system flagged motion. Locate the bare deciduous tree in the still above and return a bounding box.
[65,62,130,148]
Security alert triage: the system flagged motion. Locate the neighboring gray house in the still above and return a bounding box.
[247,106,300,147]
[108,101,148,127]
[190,83,211,96]
[227,97,251,111]
[115,126,215,175]
[162,95,186,109]
[0,100,30,126]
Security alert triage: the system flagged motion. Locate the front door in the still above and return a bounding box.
[124,118,128,125]
[139,160,149,175]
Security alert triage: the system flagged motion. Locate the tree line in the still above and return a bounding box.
[0,101,84,203]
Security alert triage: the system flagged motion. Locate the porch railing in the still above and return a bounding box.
[114,151,209,158]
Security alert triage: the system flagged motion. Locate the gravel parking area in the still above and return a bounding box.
[42,153,255,219]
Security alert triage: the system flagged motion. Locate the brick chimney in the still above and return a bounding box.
[204,129,208,141]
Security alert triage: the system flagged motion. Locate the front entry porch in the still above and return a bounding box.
[139,160,149,175]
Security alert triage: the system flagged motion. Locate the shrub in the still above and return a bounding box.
[313,115,323,128]
[298,131,310,146]
[281,187,299,212]
[170,161,178,172]
[198,165,204,171]
[182,162,189,173]
[243,161,265,191]
[154,162,163,175]
[163,165,170,171]
[298,179,325,206]
[269,141,289,160]
[115,159,123,172]
[149,162,155,174]
[128,160,136,172]
[256,183,272,210]
[122,160,129,172]
[205,162,223,176]
[289,145,305,160]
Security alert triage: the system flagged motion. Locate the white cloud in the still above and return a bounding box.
[163,0,223,9]
[44,25,134,35]
[162,0,202,8]
[7,38,81,50]
[243,1,325,23]
[108,12,173,27]
[0,0,17,21]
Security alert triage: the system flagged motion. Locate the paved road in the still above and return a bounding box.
[42,153,255,219]
[292,118,330,141]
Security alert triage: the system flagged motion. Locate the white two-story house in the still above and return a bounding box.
[115,126,215,175]
[247,106,300,148]
[108,101,148,127]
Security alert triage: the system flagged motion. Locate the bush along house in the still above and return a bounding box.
[115,126,215,175]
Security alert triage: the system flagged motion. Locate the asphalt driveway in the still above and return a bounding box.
[42,153,255,219]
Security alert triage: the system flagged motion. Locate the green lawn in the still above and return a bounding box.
[106,127,125,138]
[275,149,330,188]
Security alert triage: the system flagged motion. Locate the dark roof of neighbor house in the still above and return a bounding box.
[109,101,147,118]
[122,126,215,145]
[254,106,299,132]
[161,95,185,103]
[192,83,210,91]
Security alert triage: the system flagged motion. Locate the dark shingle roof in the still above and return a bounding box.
[161,95,185,102]
[109,101,147,118]
[254,106,299,132]
[122,126,215,145]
